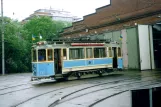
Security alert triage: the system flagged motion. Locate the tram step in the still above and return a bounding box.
[55,74,63,77]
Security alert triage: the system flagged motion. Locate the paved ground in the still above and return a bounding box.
[0,71,161,107]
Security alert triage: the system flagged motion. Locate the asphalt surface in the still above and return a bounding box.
[0,71,161,107]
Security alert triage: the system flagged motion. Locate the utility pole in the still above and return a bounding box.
[1,0,5,75]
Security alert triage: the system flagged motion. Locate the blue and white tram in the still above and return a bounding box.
[31,39,123,81]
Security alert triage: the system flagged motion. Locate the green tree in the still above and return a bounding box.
[0,17,31,73]
[0,16,72,74]
[53,20,72,37]
[23,16,71,42]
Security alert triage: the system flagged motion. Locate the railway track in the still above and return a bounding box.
[13,76,135,107]
[0,71,160,107]
[48,77,161,107]
[9,72,160,107]
[0,71,158,94]
[0,73,131,96]
[88,82,161,107]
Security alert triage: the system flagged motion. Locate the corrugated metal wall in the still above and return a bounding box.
[104,32,113,40]
[104,31,121,43]
[95,28,141,70]
[113,31,121,43]
[89,26,155,70]
[126,27,140,69]
[138,25,151,70]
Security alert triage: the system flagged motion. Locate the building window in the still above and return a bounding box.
[86,48,93,58]
[38,49,46,61]
[94,48,106,58]
[69,48,84,60]
[47,49,53,61]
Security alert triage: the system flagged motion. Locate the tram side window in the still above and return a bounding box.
[47,49,53,61]
[118,47,122,57]
[109,47,112,57]
[63,49,67,60]
[94,48,106,58]
[86,48,93,58]
[38,49,46,61]
[32,50,37,62]
[69,48,84,60]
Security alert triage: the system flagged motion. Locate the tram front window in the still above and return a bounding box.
[38,49,46,61]
[47,49,53,61]
[32,50,37,62]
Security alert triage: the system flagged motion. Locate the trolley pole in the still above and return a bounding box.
[1,0,5,75]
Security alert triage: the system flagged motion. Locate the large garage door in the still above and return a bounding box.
[138,25,151,70]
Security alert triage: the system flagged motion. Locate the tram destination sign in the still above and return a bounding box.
[71,43,105,46]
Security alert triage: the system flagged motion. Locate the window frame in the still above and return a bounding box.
[63,48,67,60]
[108,47,113,58]
[47,49,54,61]
[69,48,85,60]
[117,47,122,57]
[32,49,37,62]
[94,47,106,58]
[38,49,47,62]
[86,48,93,59]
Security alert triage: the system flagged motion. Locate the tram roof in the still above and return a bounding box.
[32,37,120,49]
[46,37,111,43]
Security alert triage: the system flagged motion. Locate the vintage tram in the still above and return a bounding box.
[31,37,123,81]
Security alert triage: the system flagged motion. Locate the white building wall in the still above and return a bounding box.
[121,29,128,69]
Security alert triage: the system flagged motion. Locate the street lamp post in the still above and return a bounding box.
[1,0,5,75]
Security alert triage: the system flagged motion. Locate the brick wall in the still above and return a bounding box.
[61,0,161,37]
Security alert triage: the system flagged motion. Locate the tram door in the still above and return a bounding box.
[54,49,62,74]
[112,47,118,68]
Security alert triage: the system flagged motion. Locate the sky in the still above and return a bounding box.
[1,0,110,21]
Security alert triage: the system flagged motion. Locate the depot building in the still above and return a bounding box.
[60,0,161,70]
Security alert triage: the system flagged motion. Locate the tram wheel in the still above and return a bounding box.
[31,78,34,81]
[63,75,69,81]
[98,70,103,76]
[63,76,68,81]
[76,72,81,79]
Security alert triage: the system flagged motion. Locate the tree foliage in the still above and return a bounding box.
[0,16,71,74]
[23,16,71,42]
[0,17,31,73]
